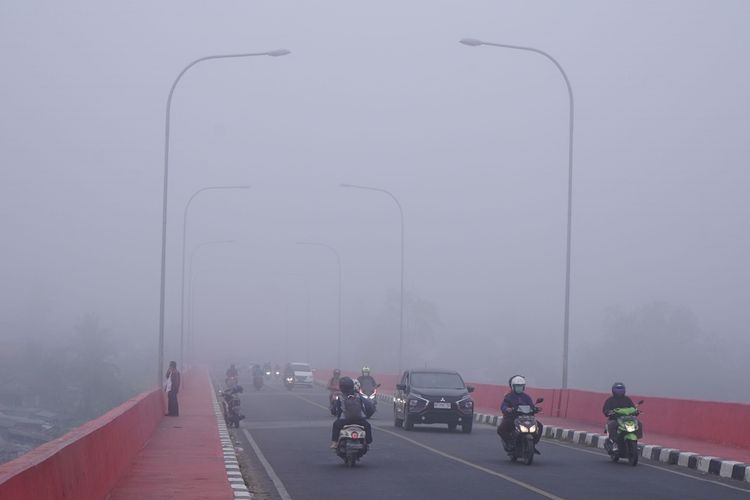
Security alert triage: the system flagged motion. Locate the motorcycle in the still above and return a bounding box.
[335,424,368,467]
[253,375,264,391]
[220,385,245,428]
[604,401,644,466]
[502,397,544,465]
[360,383,381,417]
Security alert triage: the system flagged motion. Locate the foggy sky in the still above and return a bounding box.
[2,1,749,399]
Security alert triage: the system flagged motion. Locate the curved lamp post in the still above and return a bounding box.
[296,241,343,369]
[340,183,405,374]
[460,37,574,388]
[179,185,249,369]
[157,48,290,385]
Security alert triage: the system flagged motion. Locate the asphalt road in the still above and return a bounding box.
[226,376,750,500]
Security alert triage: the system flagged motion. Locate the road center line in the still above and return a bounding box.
[295,395,563,500]
[241,427,293,500]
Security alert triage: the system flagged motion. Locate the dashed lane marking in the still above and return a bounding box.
[295,395,563,500]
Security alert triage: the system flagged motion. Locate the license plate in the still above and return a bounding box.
[434,402,451,409]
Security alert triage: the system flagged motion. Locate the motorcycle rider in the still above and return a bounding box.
[497,375,543,451]
[330,376,374,448]
[603,382,638,451]
[226,364,238,378]
[357,366,378,395]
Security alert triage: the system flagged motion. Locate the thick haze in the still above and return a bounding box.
[2,1,749,402]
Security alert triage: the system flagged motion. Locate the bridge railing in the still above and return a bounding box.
[314,369,750,449]
[0,386,164,499]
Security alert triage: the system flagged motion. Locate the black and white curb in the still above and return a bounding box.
[471,410,750,484]
[353,389,750,484]
[210,384,252,499]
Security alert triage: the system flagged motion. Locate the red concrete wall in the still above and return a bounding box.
[316,368,750,449]
[0,386,165,500]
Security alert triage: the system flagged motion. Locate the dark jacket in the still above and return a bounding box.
[166,369,181,393]
[602,395,635,417]
[501,392,534,415]
[357,375,377,393]
[330,391,375,419]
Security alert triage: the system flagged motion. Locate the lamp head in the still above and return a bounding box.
[459,38,484,47]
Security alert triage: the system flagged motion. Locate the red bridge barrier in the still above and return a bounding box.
[315,368,750,450]
[0,386,164,500]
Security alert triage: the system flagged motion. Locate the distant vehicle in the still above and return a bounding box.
[393,368,474,433]
[284,362,314,390]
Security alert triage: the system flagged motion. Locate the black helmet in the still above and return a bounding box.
[339,376,354,393]
[611,382,626,397]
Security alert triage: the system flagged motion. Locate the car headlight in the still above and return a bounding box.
[457,397,473,409]
[408,395,428,407]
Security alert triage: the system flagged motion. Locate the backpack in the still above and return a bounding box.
[342,394,364,420]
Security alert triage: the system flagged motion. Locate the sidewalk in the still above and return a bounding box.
[108,367,234,500]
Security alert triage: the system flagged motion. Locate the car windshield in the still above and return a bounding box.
[410,372,465,389]
[291,364,311,372]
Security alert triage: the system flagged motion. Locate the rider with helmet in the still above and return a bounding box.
[603,382,638,451]
[357,366,378,395]
[329,376,374,448]
[497,375,543,450]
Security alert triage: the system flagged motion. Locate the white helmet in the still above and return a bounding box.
[510,375,526,394]
[353,379,361,392]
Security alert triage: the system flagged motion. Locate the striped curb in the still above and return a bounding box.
[470,410,750,484]
[336,386,750,483]
[209,383,253,499]
[373,390,749,484]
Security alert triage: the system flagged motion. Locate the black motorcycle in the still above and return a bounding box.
[220,385,245,428]
[502,397,544,465]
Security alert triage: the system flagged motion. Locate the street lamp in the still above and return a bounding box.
[157,48,290,385]
[340,183,405,374]
[179,185,249,370]
[296,241,343,369]
[459,37,575,388]
[186,240,236,366]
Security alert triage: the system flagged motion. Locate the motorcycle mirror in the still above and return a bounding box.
[637,400,644,405]
[396,384,407,391]
[376,383,382,388]
[536,397,544,403]
[466,386,475,393]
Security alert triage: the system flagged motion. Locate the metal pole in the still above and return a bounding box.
[179,186,248,370]
[340,184,405,374]
[459,38,575,388]
[296,242,343,368]
[185,240,235,367]
[158,49,289,386]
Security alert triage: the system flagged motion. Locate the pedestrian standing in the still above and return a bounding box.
[165,361,181,416]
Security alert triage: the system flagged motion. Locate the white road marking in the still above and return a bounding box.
[542,439,750,494]
[242,428,293,500]
[295,395,563,500]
